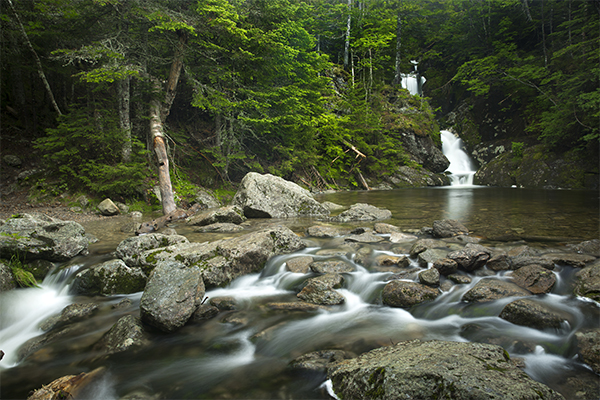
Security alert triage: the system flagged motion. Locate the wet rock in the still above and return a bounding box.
[329,203,392,223]
[27,367,108,400]
[297,273,345,305]
[487,253,511,271]
[71,259,147,296]
[462,279,531,303]
[97,198,120,216]
[382,280,440,308]
[3,154,22,167]
[232,172,330,218]
[286,256,313,273]
[0,261,17,291]
[140,261,204,333]
[375,255,410,268]
[419,268,440,287]
[24,259,54,281]
[115,233,189,268]
[409,238,442,258]
[328,339,564,400]
[40,303,99,331]
[432,219,469,238]
[263,302,328,312]
[510,264,556,294]
[187,205,246,226]
[194,188,221,209]
[541,252,596,268]
[92,315,149,356]
[306,225,342,238]
[289,349,354,373]
[575,328,600,374]
[193,222,245,233]
[499,299,569,330]
[210,296,237,310]
[135,209,189,235]
[573,260,600,302]
[0,213,89,261]
[322,201,345,212]
[510,256,555,270]
[345,232,385,243]
[137,226,306,288]
[447,274,472,285]
[310,260,355,274]
[373,222,400,234]
[447,243,491,272]
[417,248,448,267]
[191,304,220,320]
[389,232,418,243]
[567,239,600,257]
[433,258,458,276]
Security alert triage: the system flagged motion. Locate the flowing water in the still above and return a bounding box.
[0,187,599,399]
[441,130,477,186]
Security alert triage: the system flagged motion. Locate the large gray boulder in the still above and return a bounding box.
[232,172,330,218]
[382,280,440,308]
[575,328,600,374]
[462,279,531,303]
[499,298,570,330]
[140,261,205,333]
[509,264,556,294]
[186,205,246,226]
[115,233,189,268]
[71,259,147,296]
[573,259,600,302]
[329,203,392,223]
[328,340,564,400]
[432,219,469,238]
[297,273,345,305]
[0,213,89,261]
[97,198,120,216]
[0,261,17,291]
[138,225,306,288]
[447,243,491,272]
[92,315,150,356]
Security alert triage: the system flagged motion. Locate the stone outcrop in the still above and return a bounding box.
[232,172,330,218]
[115,233,189,268]
[139,260,205,333]
[398,131,450,173]
[328,340,564,400]
[329,203,392,223]
[0,213,89,261]
[70,259,147,296]
[462,279,531,303]
[137,225,306,288]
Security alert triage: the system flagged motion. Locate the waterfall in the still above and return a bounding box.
[440,130,477,186]
[401,74,426,96]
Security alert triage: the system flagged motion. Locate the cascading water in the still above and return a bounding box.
[441,129,477,186]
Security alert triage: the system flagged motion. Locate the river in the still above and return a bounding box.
[0,187,598,399]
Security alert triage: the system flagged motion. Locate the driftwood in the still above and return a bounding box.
[27,368,106,400]
[135,204,202,235]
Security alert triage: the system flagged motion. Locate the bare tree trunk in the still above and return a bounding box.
[161,31,188,123]
[541,0,548,68]
[522,0,533,22]
[393,10,402,86]
[118,76,132,162]
[7,0,62,116]
[150,82,177,215]
[344,0,352,70]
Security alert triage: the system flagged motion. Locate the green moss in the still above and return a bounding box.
[365,367,386,399]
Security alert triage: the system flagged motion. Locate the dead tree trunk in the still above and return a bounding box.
[118,76,132,162]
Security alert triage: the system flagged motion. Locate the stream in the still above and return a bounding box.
[0,187,598,399]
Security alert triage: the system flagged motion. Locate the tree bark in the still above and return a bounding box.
[393,10,402,86]
[118,76,132,162]
[344,0,352,70]
[161,30,188,123]
[7,0,62,116]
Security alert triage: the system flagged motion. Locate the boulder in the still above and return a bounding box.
[417,248,448,267]
[115,233,189,268]
[573,260,600,302]
[447,243,491,272]
[382,280,440,308]
[97,198,120,216]
[567,239,600,257]
[486,253,511,271]
[509,264,556,294]
[92,315,149,356]
[232,172,330,218]
[540,252,596,268]
[328,340,564,400]
[40,303,99,331]
[409,238,442,257]
[389,232,418,243]
[191,304,220,321]
[194,188,221,209]
[3,154,22,167]
[0,261,17,292]
[23,259,54,281]
[70,259,147,296]
[297,273,345,305]
[575,329,600,374]
[289,349,354,373]
[139,261,205,333]
[286,256,313,274]
[0,213,89,261]
[462,279,531,303]
[418,268,440,287]
[138,225,306,288]
[499,299,569,330]
[310,260,355,274]
[373,223,400,234]
[374,255,410,268]
[398,130,450,173]
[305,225,342,238]
[345,232,385,243]
[193,223,244,233]
[510,255,555,270]
[433,258,458,276]
[432,219,469,238]
[263,302,328,312]
[329,203,391,223]
[186,205,246,226]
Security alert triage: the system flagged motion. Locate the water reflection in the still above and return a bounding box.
[442,186,474,222]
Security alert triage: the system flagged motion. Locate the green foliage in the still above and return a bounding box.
[5,255,39,288]
[511,142,525,159]
[34,100,148,198]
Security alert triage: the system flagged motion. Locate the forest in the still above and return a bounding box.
[2,0,598,208]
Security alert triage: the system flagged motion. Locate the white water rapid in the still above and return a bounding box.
[441,129,477,186]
